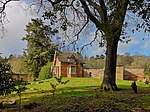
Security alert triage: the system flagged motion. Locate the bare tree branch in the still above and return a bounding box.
[0,0,19,37]
[79,0,102,29]
[67,17,89,47]
[47,0,63,6]
[0,0,18,13]
[80,28,99,53]
[0,0,11,13]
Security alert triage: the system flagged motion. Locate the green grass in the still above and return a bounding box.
[0,78,150,112]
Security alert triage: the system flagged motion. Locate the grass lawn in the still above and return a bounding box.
[0,78,150,112]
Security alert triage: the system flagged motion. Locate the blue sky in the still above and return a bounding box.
[0,1,150,58]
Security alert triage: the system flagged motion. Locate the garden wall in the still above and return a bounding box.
[84,67,145,81]
[124,69,144,81]
[12,73,34,82]
[84,69,104,78]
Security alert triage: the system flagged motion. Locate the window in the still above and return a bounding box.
[70,59,74,63]
[69,66,76,74]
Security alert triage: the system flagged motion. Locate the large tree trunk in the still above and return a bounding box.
[101,38,119,91]
[100,1,129,91]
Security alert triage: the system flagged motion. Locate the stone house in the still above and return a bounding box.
[51,51,85,77]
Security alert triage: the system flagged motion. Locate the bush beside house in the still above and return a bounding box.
[39,62,52,80]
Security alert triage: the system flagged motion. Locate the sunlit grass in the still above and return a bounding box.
[2,78,149,101]
[1,78,150,112]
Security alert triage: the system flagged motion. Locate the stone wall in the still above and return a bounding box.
[12,73,33,82]
[124,69,144,81]
[84,67,145,81]
[84,67,124,79]
[84,69,104,78]
[116,67,124,80]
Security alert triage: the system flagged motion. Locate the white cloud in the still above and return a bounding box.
[118,38,140,55]
[141,39,150,49]
[0,1,37,57]
[90,46,105,56]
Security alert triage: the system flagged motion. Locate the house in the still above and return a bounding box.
[51,51,85,77]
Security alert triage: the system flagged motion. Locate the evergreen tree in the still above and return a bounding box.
[22,18,58,78]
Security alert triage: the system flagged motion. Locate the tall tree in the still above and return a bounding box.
[39,0,149,90]
[23,18,58,78]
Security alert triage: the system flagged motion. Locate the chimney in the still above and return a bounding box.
[76,48,79,53]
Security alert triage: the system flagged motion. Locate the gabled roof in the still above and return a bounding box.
[56,51,85,64]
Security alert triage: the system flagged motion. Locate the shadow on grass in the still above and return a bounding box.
[24,85,98,95]
[9,85,99,105]
[22,84,149,103]
[2,84,150,112]
[22,84,137,104]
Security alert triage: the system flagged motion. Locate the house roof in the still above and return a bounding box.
[56,52,85,64]
[83,64,92,69]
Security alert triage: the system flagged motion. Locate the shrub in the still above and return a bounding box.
[39,62,52,80]
[0,60,16,96]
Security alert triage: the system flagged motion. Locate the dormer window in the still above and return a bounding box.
[70,59,74,63]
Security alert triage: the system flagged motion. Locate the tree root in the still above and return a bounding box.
[100,83,118,91]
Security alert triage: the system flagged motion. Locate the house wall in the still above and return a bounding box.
[61,62,83,77]
[53,57,61,77]
[61,62,68,77]
[76,64,83,77]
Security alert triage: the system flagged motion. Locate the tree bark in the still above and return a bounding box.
[101,38,119,91]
